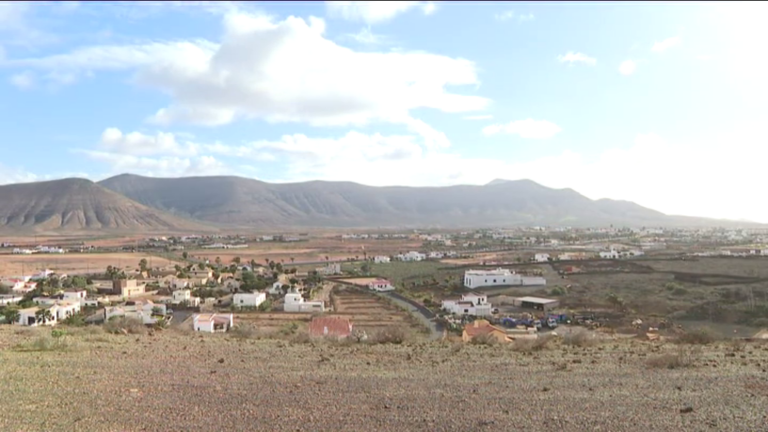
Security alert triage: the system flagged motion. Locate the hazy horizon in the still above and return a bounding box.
[1,2,766,222]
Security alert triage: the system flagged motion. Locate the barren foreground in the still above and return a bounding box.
[1,327,767,432]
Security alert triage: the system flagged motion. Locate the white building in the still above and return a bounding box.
[599,250,620,259]
[373,256,391,264]
[0,294,23,306]
[62,290,87,301]
[104,300,166,325]
[233,292,266,309]
[397,251,426,262]
[463,268,546,289]
[534,253,550,262]
[283,292,325,313]
[316,263,341,276]
[442,293,493,317]
[428,251,444,259]
[193,313,233,332]
[368,279,395,292]
[172,289,200,307]
[17,300,81,326]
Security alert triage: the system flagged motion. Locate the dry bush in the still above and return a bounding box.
[15,335,72,352]
[291,332,311,344]
[470,333,499,346]
[563,330,598,347]
[647,345,701,369]
[676,328,719,345]
[103,317,146,335]
[229,324,257,340]
[512,335,554,352]
[372,327,407,345]
[727,338,747,352]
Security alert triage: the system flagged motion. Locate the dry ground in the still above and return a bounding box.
[1,326,767,431]
[0,252,181,277]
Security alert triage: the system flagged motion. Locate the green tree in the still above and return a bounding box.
[3,307,19,324]
[268,261,276,271]
[139,258,148,272]
[242,271,257,285]
[275,262,283,274]
[215,257,222,268]
[232,256,241,264]
[361,262,371,275]
[289,277,299,286]
[182,251,188,260]
[198,262,206,270]
[70,275,87,289]
[290,257,295,263]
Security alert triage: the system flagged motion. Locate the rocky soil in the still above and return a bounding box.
[1,326,767,431]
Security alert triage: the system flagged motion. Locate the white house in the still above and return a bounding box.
[31,269,55,280]
[193,313,233,332]
[284,292,325,313]
[62,290,87,301]
[233,292,266,308]
[442,293,493,317]
[316,263,342,276]
[267,281,285,295]
[599,250,620,259]
[762,249,768,256]
[534,253,550,262]
[172,289,201,307]
[368,279,395,292]
[427,251,444,259]
[17,300,80,326]
[0,294,23,306]
[373,256,391,264]
[105,300,166,325]
[397,251,426,262]
[463,268,546,289]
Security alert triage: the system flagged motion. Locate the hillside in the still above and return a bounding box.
[95,174,736,229]
[0,178,213,233]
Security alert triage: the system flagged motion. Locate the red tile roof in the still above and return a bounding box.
[309,317,352,338]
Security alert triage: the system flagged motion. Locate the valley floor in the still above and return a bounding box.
[1,327,767,431]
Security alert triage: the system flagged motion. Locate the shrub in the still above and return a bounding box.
[676,328,718,345]
[257,299,273,312]
[230,324,257,340]
[279,321,299,336]
[647,345,700,369]
[16,335,71,352]
[550,286,565,296]
[671,287,688,296]
[562,329,597,347]
[372,328,407,344]
[103,317,146,335]
[63,313,86,327]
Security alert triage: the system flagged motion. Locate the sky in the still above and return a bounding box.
[0,1,767,222]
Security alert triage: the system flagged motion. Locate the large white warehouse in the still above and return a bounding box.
[463,268,546,289]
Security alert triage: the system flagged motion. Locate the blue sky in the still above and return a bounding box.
[0,1,767,222]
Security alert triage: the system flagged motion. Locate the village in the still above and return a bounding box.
[2,225,768,343]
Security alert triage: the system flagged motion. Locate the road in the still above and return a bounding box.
[375,291,445,341]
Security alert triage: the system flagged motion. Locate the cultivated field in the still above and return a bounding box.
[188,238,423,265]
[1,326,767,431]
[331,287,419,336]
[0,252,181,277]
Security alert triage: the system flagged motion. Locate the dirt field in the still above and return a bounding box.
[331,288,415,335]
[339,277,380,286]
[0,252,181,277]
[1,326,767,431]
[0,235,148,248]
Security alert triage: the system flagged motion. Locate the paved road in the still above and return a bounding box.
[376,291,445,341]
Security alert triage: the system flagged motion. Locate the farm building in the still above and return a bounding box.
[463,268,546,289]
[462,320,512,343]
[373,256,391,263]
[233,292,266,308]
[512,296,560,312]
[309,317,352,339]
[284,292,324,313]
[534,253,550,262]
[442,293,493,317]
[368,279,395,292]
[193,313,233,332]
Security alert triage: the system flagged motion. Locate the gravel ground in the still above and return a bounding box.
[1,327,767,432]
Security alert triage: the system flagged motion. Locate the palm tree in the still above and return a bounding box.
[290,257,295,264]
[215,257,222,268]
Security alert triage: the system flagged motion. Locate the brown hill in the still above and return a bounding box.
[96,174,752,229]
[0,178,213,233]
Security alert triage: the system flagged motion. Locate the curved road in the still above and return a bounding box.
[377,291,445,341]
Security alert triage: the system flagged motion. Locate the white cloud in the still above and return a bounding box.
[557,51,596,66]
[0,163,38,185]
[651,36,681,53]
[343,27,390,45]
[9,71,34,89]
[9,12,487,133]
[326,1,437,24]
[464,114,493,120]
[618,59,636,75]
[99,128,199,157]
[0,2,28,31]
[80,150,231,178]
[482,119,562,139]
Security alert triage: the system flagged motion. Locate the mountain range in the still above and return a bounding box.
[0,174,756,233]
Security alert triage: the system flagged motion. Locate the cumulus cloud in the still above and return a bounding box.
[557,51,596,66]
[9,12,487,132]
[651,36,681,53]
[79,150,231,178]
[618,59,636,75]
[464,114,493,120]
[482,119,562,139]
[326,1,437,24]
[99,128,199,157]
